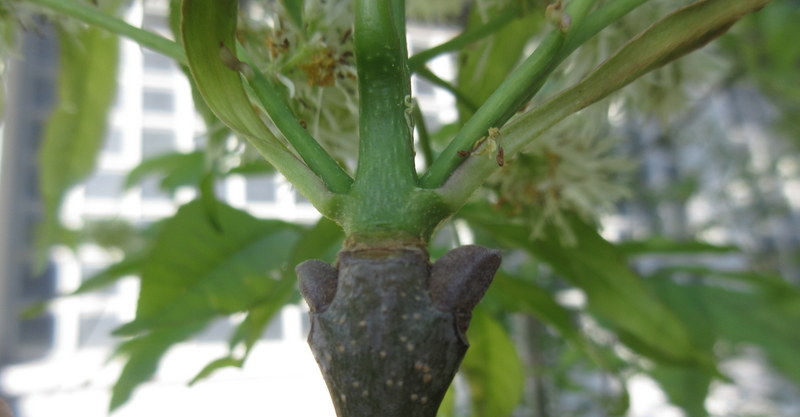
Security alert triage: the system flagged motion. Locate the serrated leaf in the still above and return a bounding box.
[110,322,206,411]
[188,357,244,386]
[124,151,205,192]
[461,308,524,417]
[37,24,119,269]
[72,253,145,295]
[461,204,712,368]
[114,200,302,335]
[189,216,343,384]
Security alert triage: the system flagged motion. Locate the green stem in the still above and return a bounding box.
[420,31,565,188]
[416,67,479,113]
[420,0,598,189]
[237,47,353,194]
[27,0,186,64]
[346,0,419,234]
[563,0,652,54]
[412,103,434,169]
[407,5,520,71]
[436,0,772,211]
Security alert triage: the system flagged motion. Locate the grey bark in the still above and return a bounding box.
[297,245,500,417]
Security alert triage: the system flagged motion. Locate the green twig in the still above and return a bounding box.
[563,0,652,54]
[420,0,597,188]
[412,103,434,169]
[436,0,772,211]
[235,46,353,194]
[407,5,520,71]
[416,66,479,113]
[27,0,186,64]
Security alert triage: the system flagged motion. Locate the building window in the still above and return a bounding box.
[412,76,436,97]
[294,189,310,205]
[142,12,169,34]
[245,175,277,202]
[16,313,55,360]
[142,88,174,113]
[143,49,175,72]
[21,261,56,298]
[80,264,118,295]
[261,316,283,340]
[78,314,120,347]
[103,128,124,154]
[141,128,175,157]
[196,318,235,342]
[141,177,172,201]
[84,171,125,198]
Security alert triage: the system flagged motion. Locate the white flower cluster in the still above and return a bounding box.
[239,0,360,167]
[491,105,636,244]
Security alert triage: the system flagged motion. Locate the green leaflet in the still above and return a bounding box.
[188,217,344,385]
[644,279,717,417]
[114,200,302,335]
[106,199,309,409]
[650,278,800,386]
[488,271,585,348]
[72,253,146,295]
[110,322,206,411]
[461,308,525,417]
[461,204,712,369]
[455,6,542,122]
[180,0,275,142]
[616,237,739,255]
[37,24,119,269]
[124,151,205,192]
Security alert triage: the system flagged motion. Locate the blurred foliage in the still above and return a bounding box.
[4,0,799,416]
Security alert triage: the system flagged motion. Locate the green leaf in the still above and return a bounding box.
[124,151,205,192]
[188,356,244,386]
[461,204,711,368]
[456,7,542,121]
[649,365,711,417]
[188,216,343,384]
[461,308,524,417]
[489,271,584,346]
[110,322,206,411]
[114,200,302,335]
[288,216,344,267]
[643,278,717,417]
[617,237,739,255]
[281,0,304,29]
[180,0,283,146]
[651,278,800,385]
[37,24,119,268]
[72,254,146,295]
[226,159,276,176]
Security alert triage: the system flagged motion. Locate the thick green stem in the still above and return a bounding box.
[347,0,419,234]
[436,0,772,211]
[27,0,186,63]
